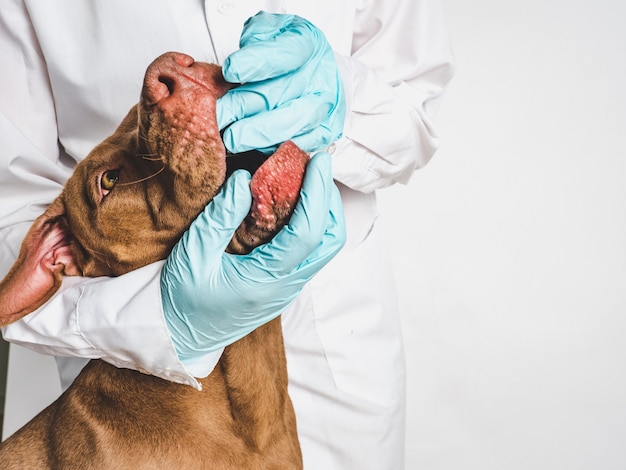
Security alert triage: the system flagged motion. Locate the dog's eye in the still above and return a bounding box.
[101,170,120,194]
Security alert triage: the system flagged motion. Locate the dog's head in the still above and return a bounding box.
[0,52,308,326]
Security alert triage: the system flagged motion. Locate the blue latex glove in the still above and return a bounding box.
[217,11,346,154]
[161,152,345,364]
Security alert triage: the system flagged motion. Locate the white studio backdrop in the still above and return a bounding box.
[378,0,626,468]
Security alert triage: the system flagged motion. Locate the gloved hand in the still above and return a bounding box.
[161,151,345,365]
[217,11,346,154]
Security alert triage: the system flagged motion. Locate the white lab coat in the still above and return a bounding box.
[0,0,454,468]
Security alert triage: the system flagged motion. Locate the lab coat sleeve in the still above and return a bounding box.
[0,3,215,389]
[331,0,455,193]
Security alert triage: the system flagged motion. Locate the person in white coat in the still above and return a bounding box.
[0,1,454,468]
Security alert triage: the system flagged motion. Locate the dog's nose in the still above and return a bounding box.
[141,52,197,106]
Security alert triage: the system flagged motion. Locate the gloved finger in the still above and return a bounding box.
[231,159,345,297]
[290,125,336,154]
[216,75,312,131]
[216,86,277,131]
[184,170,253,258]
[286,176,346,280]
[244,151,335,276]
[290,92,346,152]
[216,89,256,131]
[223,16,316,83]
[239,11,294,44]
[221,95,333,154]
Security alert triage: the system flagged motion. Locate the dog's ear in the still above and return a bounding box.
[0,197,80,326]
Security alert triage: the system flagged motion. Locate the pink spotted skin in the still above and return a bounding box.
[251,141,309,230]
[229,141,309,254]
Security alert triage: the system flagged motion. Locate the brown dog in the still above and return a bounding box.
[0,52,308,468]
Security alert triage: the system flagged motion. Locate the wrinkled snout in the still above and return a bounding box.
[138,52,233,191]
[141,52,232,106]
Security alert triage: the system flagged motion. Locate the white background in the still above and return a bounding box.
[378,0,626,468]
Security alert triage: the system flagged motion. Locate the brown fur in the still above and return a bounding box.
[0,52,305,468]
